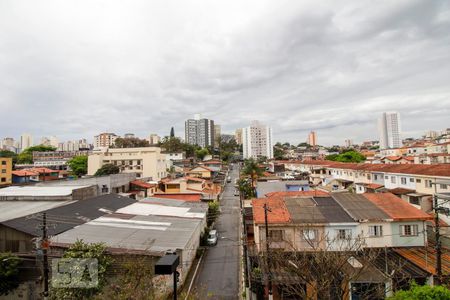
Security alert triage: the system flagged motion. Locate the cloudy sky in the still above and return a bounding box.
[1,0,449,146]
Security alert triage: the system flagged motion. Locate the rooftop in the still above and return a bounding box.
[0,185,90,197]
[116,202,206,219]
[1,194,136,236]
[0,201,74,222]
[51,214,202,254]
[330,193,390,221]
[363,193,432,221]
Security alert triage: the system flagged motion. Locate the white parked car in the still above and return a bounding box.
[207,230,218,246]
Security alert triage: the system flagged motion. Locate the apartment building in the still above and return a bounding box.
[378,112,401,149]
[87,147,166,180]
[242,120,273,159]
[94,132,119,149]
[185,114,215,148]
[0,157,12,186]
[20,133,33,151]
[307,131,317,147]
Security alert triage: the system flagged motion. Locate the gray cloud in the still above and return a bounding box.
[0,0,449,145]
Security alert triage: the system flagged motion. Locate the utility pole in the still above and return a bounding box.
[434,194,442,285]
[41,212,49,297]
[263,203,273,300]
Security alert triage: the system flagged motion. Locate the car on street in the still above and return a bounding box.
[234,189,240,196]
[227,176,231,183]
[207,229,218,246]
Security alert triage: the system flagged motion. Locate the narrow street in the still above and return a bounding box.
[193,166,240,299]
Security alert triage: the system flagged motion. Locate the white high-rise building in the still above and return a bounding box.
[242,121,273,159]
[20,133,33,151]
[185,114,215,148]
[378,112,401,149]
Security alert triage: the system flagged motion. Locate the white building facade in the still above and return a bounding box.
[378,112,401,149]
[242,121,273,159]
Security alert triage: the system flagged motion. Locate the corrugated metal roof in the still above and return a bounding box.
[0,201,74,222]
[284,197,326,223]
[331,193,390,221]
[313,197,355,223]
[0,186,90,197]
[51,214,202,252]
[1,194,136,236]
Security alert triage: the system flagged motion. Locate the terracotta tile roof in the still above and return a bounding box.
[29,167,59,173]
[12,170,39,177]
[388,188,416,195]
[185,176,205,182]
[252,197,291,224]
[153,193,202,202]
[363,193,432,221]
[265,190,329,198]
[364,183,384,190]
[299,161,450,177]
[394,246,450,275]
[130,180,156,189]
[383,156,402,161]
[404,156,415,161]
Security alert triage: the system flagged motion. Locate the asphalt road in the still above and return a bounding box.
[193,166,240,299]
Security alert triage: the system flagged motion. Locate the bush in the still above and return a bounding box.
[388,282,450,299]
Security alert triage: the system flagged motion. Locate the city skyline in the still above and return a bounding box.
[1,1,450,145]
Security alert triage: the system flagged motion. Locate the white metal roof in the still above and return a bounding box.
[0,201,74,222]
[0,186,90,197]
[116,203,205,219]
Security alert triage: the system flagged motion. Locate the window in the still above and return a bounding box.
[1,169,5,173]
[410,178,414,183]
[385,176,389,179]
[425,180,432,188]
[374,175,378,180]
[416,179,422,183]
[409,197,420,206]
[1,161,6,165]
[367,174,371,180]
[302,229,318,241]
[391,176,396,184]
[1,178,6,182]
[336,229,351,240]
[269,230,283,242]
[400,225,419,236]
[368,225,383,237]
[440,184,448,190]
[401,177,407,185]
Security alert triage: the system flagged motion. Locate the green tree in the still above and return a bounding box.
[273,146,285,160]
[0,253,20,296]
[96,257,157,300]
[17,145,56,164]
[326,150,366,163]
[238,179,256,199]
[94,164,120,176]
[0,150,18,165]
[207,201,220,226]
[387,282,450,300]
[112,137,150,148]
[50,240,112,300]
[195,148,210,160]
[67,156,88,177]
[241,158,264,189]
